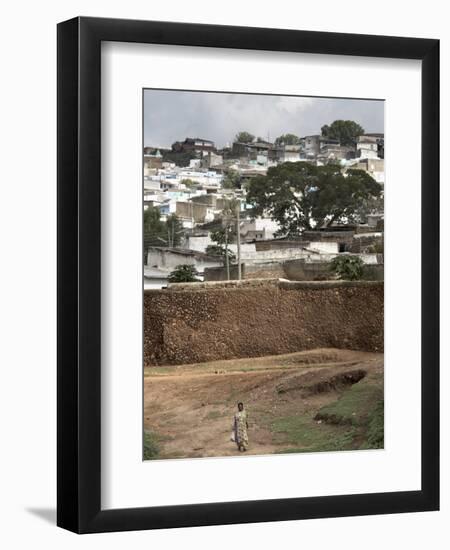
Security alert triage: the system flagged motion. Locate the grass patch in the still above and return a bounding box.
[143,430,176,460]
[361,399,384,449]
[313,377,384,450]
[271,415,357,453]
[143,430,160,460]
[314,379,383,426]
[272,377,384,454]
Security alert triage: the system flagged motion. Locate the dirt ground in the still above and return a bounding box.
[143,348,384,459]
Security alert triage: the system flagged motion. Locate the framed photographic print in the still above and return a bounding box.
[57,17,439,533]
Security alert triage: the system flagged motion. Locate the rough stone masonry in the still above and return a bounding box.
[143,280,384,367]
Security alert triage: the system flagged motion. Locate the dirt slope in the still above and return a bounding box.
[143,348,383,459]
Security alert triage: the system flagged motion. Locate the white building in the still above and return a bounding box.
[146,247,223,277]
[143,267,168,290]
[350,158,385,185]
[177,169,223,187]
[356,135,380,159]
[143,177,161,192]
[240,218,281,241]
[278,145,302,163]
[184,233,214,252]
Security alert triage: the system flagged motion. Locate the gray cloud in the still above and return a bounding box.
[144,89,384,149]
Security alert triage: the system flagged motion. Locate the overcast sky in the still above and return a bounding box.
[144,89,384,149]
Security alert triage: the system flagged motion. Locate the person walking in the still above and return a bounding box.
[232,402,249,452]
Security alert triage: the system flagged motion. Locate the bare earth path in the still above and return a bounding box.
[144,348,384,459]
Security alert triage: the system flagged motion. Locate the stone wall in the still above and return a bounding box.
[244,263,286,279]
[144,280,383,366]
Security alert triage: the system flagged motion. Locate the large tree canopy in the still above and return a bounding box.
[274,133,301,146]
[246,162,382,236]
[321,120,365,145]
[235,131,255,143]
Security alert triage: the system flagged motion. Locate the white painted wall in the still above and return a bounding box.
[240,217,281,240]
[254,218,280,234]
[236,246,322,263]
[281,151,301,162]
[357,149,379,159]
[306,241,339,254]
[185,237,374,264]
[143,178,161,191]
[184,234,214,252]
[356,137,379,160]
[147,248,222,272]
[143,278,167,289]
[358,253,379,265]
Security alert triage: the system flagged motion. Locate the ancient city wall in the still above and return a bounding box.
[143,280,384,366]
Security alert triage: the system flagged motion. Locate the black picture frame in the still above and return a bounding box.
[57,16,439,534]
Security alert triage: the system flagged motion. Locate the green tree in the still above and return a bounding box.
[246,162,382,236]
[166,214,184,248]
[207,198,241,278]
[330,255,365,281]
[354,193,384,223]
[235,131,255,143]
[143,208,184,263]
[205,244,236,265]
[143,206,167,260]
[181,178,197,189]
[210,227,235,246]
[321,120,365,145]
[366,241,384,254]
[167,264,200,283]
[208,226,236,267]
[222,169,241,189]
[274,133,301,146]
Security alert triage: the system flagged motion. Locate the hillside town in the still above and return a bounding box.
[143,126,384,289]
[143,109,385,459]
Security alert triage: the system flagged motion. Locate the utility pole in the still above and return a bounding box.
[236,200,241,280]
[224,227,230,281]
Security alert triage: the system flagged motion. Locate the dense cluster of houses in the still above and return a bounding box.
[143,132,384,289]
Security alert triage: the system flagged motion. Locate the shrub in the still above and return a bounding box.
[167,264,200,283]
[330,255,365,281]
[143,431,160,460]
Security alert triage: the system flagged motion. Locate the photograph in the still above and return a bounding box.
[142,89,385,460]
